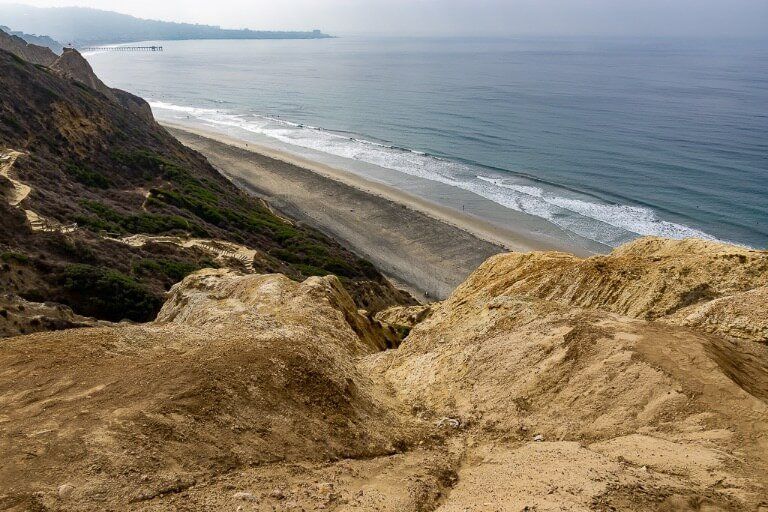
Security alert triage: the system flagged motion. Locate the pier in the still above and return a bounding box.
[79,45,163,52]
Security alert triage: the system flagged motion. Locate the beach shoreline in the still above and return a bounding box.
[163,121,586,299]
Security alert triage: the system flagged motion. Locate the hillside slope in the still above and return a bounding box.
[0,238,766,511]
[0,27,57,66]
[0,45,412,327]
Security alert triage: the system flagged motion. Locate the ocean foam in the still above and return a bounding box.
[149,100,725,247]
[477,176,720,242]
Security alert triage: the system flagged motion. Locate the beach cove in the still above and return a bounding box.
[165,122,585,299]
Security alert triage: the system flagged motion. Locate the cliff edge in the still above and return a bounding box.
[1,237,766,511]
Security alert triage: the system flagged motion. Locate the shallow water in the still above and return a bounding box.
[87,36,768,250]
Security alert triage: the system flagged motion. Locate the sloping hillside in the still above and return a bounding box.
[0,44,412,326]
[0,27,57,66]
[0,238,766,511]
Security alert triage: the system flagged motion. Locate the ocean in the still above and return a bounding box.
[86,36,768,251]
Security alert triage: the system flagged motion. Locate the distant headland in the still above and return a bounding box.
[0,4,332,46]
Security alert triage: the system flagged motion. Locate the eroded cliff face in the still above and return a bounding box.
[445,237,767,343]
[370,237,768,511]
[1,238,767,511]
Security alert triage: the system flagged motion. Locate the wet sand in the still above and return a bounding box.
[164,122,579,300]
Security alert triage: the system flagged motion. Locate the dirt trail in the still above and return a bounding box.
[0,149,30,206]
[1,149,77,233]
[1,151,261,265]
[110,234,259,271]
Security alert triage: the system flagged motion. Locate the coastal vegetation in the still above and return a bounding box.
[59,264,162,322]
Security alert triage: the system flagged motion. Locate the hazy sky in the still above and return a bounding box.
[2,0,767,37]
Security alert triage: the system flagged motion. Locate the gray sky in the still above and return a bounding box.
[2,0,767,37]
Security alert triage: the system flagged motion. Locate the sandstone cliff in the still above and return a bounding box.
[451,237,767,343]
[49,48,155,121]
[1,237,766,511]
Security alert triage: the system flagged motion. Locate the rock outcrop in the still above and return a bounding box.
[51,48,115,99]
[1,238,766,511]
[50,48,155,121]
[0,293,105,337]
[157,268,405,352]
[447,236,767,342]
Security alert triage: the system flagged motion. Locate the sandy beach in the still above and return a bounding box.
[164,122,579,299]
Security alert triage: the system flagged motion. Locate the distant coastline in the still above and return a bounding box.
[0,5,332,46]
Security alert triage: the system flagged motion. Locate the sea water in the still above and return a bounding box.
[87,36,768,251]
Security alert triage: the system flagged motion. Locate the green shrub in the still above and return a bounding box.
[268,246,358,277]
[65,163,111,189]
[357,259,380,279]
[0,251,29,264]
[132,258,203,283]
[294,264,329,277]
[76,200,197,235]
[393,324,411,339]
[60,264,162,322]
[46,236,96,262]
[150,188,227,226]
[321,259,357,278]
[0,112,21,131]
[7,52,26,65]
